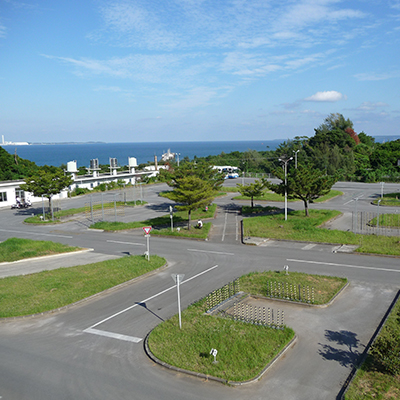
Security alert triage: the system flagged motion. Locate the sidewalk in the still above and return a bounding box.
[0,250,119,278]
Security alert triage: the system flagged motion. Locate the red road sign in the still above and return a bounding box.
[143,226,152,235]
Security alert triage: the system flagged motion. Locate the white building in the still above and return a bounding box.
[0,157,159,209]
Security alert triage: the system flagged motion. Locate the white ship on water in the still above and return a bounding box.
[1,135,29,146]
[161,149,175,162]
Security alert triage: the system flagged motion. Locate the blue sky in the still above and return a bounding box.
[1,0,399,143]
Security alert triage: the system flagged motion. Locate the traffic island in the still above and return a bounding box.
[145,271,348,384]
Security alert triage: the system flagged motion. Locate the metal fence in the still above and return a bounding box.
[352,211,400,236]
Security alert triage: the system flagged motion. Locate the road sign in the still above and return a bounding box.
[143,226,152,235]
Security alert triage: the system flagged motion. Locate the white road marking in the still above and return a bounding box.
[0,228,72,239]
[235,214,239,241]
[301,244,317,250]
[287,259,400,273]
[84,328,142,343]
[187,249,234,256]
[84,264,220,341]
[221,212,228,241]
[107,240,144,246]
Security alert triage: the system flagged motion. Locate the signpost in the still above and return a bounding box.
[169,205,173,232]
[171,274,185,329]
[143,226,152,261]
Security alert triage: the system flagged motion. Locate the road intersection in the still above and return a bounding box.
[0,181,399,399]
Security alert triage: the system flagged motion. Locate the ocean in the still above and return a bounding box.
[4,140,283,168]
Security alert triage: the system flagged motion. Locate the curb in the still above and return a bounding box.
[338,289,400,399]
[0,248,94,266]
[0,261,169,322]
[144,328,298,386]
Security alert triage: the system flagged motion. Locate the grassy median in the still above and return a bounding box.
[148,298,295,382]
[243,209,400,256]
[148,271,346,382]
[0,238,81,262]
[0,254,165,318]
[345,296,400,399]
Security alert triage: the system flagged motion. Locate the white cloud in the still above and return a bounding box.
[354,71,400,81]
[304,90,346,102]
[356,101,389,111]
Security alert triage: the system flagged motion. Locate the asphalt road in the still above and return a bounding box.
[0,181,399,400]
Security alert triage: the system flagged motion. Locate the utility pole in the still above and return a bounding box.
[279,155,293,221]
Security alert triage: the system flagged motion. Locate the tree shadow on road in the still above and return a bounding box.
[318,330,364,368]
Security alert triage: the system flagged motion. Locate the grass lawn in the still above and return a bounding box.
[0,254,165,318]
[243,209,400,256]
[152,222,211,239]
[233,189,342,203]
[240,270,347,305]
[148,270,346,382]
[0,238,81,263]
[345,297,400,399]
[369,213,400,228]
[148,298,295,382]
[372,193,400,207]
[24,201,146,224]
[91,204,217,234]
[241,205,280,215]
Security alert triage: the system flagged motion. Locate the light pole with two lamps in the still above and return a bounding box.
[279,155,293,221]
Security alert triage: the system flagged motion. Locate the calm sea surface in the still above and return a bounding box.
[5,140,283,167]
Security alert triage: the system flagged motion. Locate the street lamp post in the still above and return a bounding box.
[293,149,300,169]
[279,156,293,221]
[177,153,181,167]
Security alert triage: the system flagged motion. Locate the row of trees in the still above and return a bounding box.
[197,114,400,183]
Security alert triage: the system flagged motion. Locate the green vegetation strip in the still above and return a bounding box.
[241,205,280,215]
[243,209,400,256]
[148,271,344,382]
[372,192,400,207]
[91,204,217,232]
[151,222,211,239]
[234,189,342,203]
[0,254,165,318]
[240,270,347,305]
[369,213,400,228]
[24,201,146,224]
[148,299,295,382]
[0,238,81,263]
[345,295,400,399]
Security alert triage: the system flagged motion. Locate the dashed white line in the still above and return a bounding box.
[107,240,144,246]
[187,249,235,256]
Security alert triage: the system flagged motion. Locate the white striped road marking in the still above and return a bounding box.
[107,240,144,246]
[222,212,228,241]
[0,228,72,239]
[84,328,142,343]
[259,240,275,246]
[187,249,235,256]
[301,244,317,250]
[287,259,400,273]
[84,264,220,342]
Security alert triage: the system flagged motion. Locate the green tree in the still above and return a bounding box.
[20,169,73,217]
[237,180,265,208]
[265,164,338,216]
[161,162,224,229]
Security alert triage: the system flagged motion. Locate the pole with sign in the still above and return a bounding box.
[171,274,185,329]
[169,205,173,232]
[143,226,152,261]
